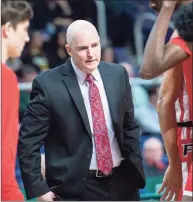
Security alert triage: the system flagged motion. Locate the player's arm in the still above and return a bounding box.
[139,2,189,79]
[156,65,184,200]
[157,65,183,165]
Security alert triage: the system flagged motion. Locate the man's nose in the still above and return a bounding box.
[87,48,94,57]
[25,33,30,43]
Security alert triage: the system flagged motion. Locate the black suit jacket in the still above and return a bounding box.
[18,59,145,200]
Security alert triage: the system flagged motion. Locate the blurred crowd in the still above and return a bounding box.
[11,0,170,195]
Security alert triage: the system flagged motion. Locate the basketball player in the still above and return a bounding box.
[140,0,192,89]
[2,1,33,200]
[157,66,192,201]
[140,0,192,111]
[142,0,192,200]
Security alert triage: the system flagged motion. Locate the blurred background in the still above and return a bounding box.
[7,0,175,200]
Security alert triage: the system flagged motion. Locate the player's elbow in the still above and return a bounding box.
[157,96,175,113]
[139,69,155,80]
[139,64,161,80]
[140,58,165,79]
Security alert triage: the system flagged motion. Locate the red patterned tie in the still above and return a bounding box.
[86,74,113,175]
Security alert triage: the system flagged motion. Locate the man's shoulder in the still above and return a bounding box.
[100,61,125,73]
[100,61,123,68]
[35,63,66,82]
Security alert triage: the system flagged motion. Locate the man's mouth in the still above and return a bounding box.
[86,60,96,63]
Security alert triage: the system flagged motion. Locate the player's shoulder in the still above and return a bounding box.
[2,63,18,82]
[170,37,192,56]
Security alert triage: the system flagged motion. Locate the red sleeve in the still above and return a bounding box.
[1,64,24,200]
[170,37,192,56]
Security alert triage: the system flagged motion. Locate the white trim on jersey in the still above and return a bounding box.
[181,128,187,140]
[183,190,193,197]
[182,162,189,190]
[175,81,191,123]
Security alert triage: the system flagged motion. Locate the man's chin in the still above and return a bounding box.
[86,61,99,67]
[11,52,21,58]
[84,64,99,73]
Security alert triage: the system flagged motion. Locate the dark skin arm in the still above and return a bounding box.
[139,1,189,79]
[157,65,184,201]
[157,66,183,166]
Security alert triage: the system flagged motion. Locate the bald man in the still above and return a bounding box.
[18,20,145,201]
[143,137,165,172]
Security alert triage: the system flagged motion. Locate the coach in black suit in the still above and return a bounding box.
[18,20,145,201]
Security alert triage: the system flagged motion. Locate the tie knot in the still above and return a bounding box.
[86,74,94,83]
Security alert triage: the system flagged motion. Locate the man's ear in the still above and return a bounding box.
[2,22,13,38]
[65,44,72,56]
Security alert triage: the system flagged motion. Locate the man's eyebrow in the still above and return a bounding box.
[77,45,88,49]
[92,42,98,45]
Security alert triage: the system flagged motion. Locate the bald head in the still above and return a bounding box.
[65,20,101,74]
[66,20,99,45]
[143,137,164,162]
[143,137,163,150]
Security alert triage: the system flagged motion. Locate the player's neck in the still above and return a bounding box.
[2,39,9,64]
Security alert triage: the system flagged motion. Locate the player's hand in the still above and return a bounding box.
[37,191,56,201]
[158,163,182,201]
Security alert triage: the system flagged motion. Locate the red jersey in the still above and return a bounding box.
[2,64,24,200]
[171,37,192,200]
[175,82,192,200]
[171,37,192,118]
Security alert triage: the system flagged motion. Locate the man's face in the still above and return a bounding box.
[6,20,30,58]
[144,144,163,163]
[66,29,101,74]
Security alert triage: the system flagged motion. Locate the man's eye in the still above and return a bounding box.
[79,47,87,50]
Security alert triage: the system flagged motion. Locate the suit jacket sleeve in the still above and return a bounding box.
[18,76,51,199]
[122,68,142,163]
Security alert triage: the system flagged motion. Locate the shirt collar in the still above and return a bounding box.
[71,57,101,85]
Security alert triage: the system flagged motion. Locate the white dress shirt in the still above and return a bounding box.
[71,58,123,170]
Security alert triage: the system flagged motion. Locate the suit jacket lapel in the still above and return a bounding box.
[98,62,118,126]
[61,60,92,138]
